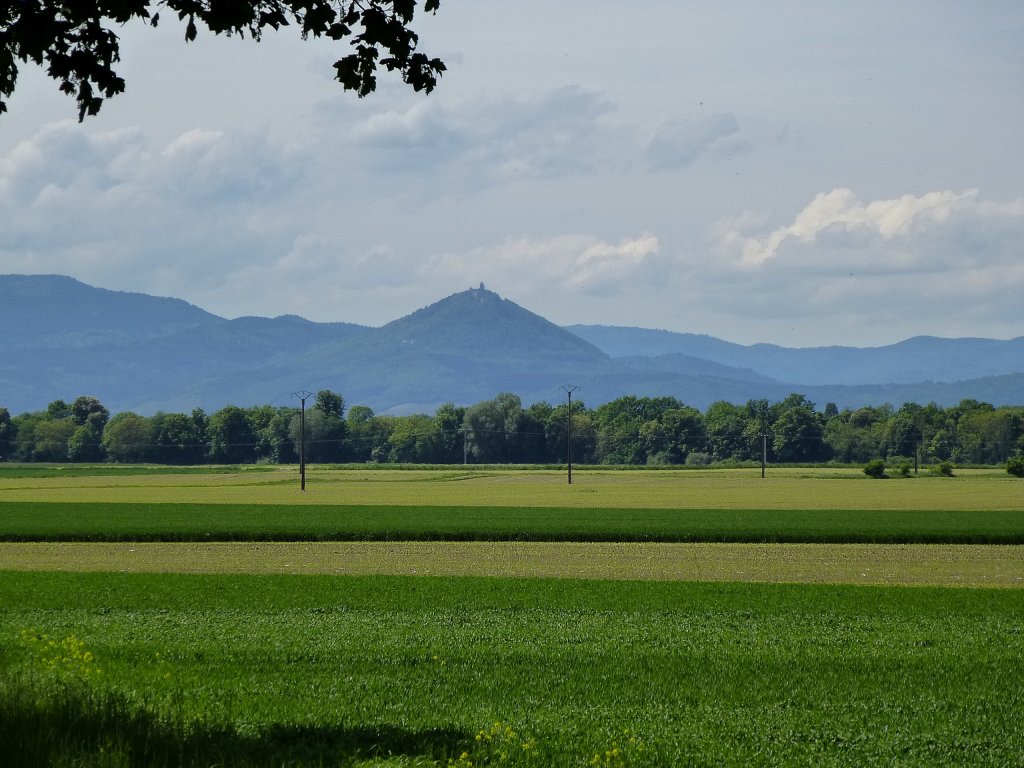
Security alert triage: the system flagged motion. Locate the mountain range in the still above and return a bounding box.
[1,274,1022,415]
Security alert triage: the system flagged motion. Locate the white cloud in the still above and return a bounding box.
[345,99,463,166]
[0,83,743,320]
[570,236,663,293]
[424,234,662,296]
[720,188,1024,270]
[0,122,305,297]
[161,128,224,158]
[0,122,146,206]
[337,85,617,179]
[720,189,974,268]
[693,188,1024,342]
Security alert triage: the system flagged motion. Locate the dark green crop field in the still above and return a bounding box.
[3,501,1024,544]
[3,572,1023,767]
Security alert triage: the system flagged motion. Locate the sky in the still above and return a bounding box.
[1,1,1022,347]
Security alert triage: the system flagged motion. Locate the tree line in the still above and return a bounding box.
[1,392,1022,467]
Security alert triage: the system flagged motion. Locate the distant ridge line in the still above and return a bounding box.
[0,274,1021,414]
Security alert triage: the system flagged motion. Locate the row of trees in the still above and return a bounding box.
[1,392,1022,466]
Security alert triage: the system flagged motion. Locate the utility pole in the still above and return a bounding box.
[292,391,313,492]
[759,400,768,479]
[560,385,579,485]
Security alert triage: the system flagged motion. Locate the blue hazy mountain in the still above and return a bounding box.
[567,325,1024,385]
[1,275,1021,414]
[0,273,221,348]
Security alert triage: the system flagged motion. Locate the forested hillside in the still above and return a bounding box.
[0,274,220,348]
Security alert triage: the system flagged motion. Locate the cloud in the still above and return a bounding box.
[723,188,1001,267]
[0,121,300,217]
[325,88,763,187]
[0,121,306,296]
[7,90,1017,348]
[263,235,414,291]
[345,99,465,168]
[644,113,744,170]
[423,233,662,297]
[0,85,755,323]
[336,85,616,179]
[696,188,1024,342]
[161,128,224,158]
[0,121,146,206]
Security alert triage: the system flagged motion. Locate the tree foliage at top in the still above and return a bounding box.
[0,0,445,120]
[3,391,1023,467]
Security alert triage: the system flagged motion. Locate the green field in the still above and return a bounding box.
[3,541,1022,587]
[4,501,1024,544]
[1,465,1020,510]
[1,466,1022,766]
[3,573,1023,767]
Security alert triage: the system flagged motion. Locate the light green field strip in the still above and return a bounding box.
[0,467,1020,510]
[2,541,1022,587]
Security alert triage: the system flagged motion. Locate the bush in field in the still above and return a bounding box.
[1008,456,1024,478]
[897,460,913,477]
[929,461,956,477]
[863,459,886,478]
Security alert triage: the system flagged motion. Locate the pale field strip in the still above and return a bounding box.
[2,542,1022,587]
[1,467,1021,510]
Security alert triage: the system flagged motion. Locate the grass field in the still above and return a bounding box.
[4,502,1024,544]
[3,573,1023,767]
[1,465,1022,766]
[3,541,1022,586]
[0,465,1020,510]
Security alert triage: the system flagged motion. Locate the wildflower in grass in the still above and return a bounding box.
[18,628,102,681]
[590,729,645,767]
[154,650,173,680]
[449,720,540,766]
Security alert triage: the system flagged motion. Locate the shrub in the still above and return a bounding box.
[1008,455,1024,478]
[645,451,674,466]
[897,460,913,477]
[929,461,955,477]
[863,459,886,478]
